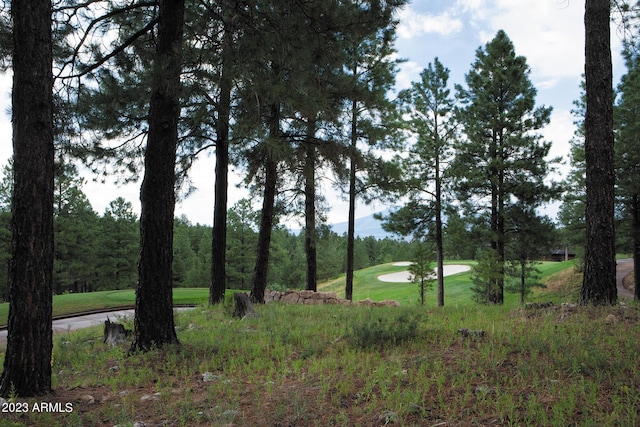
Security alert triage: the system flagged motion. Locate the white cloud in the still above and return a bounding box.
[397,7,463,39]
[395,60,423,91]
[485,1,585,84]
[543,108,575,178]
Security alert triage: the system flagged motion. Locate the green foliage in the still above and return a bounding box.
[615,44,640,270]
[505,205,555,304]
[348,308,424,349]
[408,243,435,305]
[470,249,503,305]
[453,30,560,304]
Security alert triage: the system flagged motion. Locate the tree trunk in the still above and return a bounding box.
[520,259,526,305]
[251,158,276,304]
[210,23,233,305]
[251,103,280,304]
[632,194,640,301]
[581,0,617,306]
[345,99,358,301]
[435,154,444,307]
[304,120,317,292]
[130,0,184,352]
[0,0,54,397]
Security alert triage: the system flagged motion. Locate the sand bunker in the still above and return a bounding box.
[378,264,471,283]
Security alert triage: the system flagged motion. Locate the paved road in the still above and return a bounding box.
[0,309,135,348]
[617,258,635,299]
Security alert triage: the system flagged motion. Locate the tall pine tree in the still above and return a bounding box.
[130,0,184,352]
[383,57,456,307]
[615,41,640,301]
[453,30,556,305]
[0,0,55,397]
[581,0,617,305]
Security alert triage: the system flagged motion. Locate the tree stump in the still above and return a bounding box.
[103,318,131,346]
[233,293,256,318]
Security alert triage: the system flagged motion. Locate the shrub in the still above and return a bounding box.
[348,308,424,349]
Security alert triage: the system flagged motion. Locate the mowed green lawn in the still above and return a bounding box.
[319,259,576,306]
[0,260,577,327]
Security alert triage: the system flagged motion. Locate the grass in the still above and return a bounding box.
[0,294,638,426]
[0,260,638,426]
[318,260,578,307]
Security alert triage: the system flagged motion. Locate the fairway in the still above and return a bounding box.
[319,260,577,306]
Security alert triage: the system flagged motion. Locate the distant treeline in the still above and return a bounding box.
[0,193,426,300]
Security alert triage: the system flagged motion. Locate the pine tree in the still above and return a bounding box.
[0,0,55,397]
[453,30,556,304]
[343,1,406,300]
[408,242,435,306]
[581,0,617,305]
[130,0,184,352]
[99,198,138,290]
[387,57,456,307]
[504,204,555,304]
[53,164,100,294]
[615,43,640,301]
[226,199,257,290]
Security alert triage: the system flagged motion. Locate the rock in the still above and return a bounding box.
[605,314,618,323]
[222,409,239,418]
[264,289,399,307]
[281,292,301,304]
[381,299,400,307]
[80,395,95,405]
[202,372,218,382]
[525,301,554,310]
[140,392,161,402]
[378,410,399,424]
[474,385,496,396]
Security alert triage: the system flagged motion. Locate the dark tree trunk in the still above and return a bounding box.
[632,194,640,301]
[251,103,280,304]
[130,0,184,352]
[210,25,232,305]
[488,133,505,305]
[345,99,358,301]
[0,0,54,397]
[581,0,617,306]
[520,259,526,305]
[251,158,276,304]
[434,154,444,307]
[304,121,317,292]
[495,171,505,305]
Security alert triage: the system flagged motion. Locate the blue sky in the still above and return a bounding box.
[0,1,627,227]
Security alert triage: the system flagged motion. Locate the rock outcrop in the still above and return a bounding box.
[263,289,399,307]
